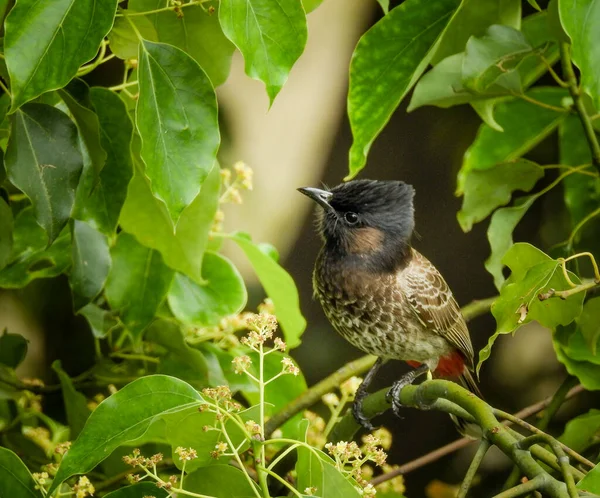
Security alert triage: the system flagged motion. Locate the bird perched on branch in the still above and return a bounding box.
[298,179,481,431]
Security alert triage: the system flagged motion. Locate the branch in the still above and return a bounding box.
[264,355,378,437]
[370,384,585,485]
[264,297,496,436]
[560,43,600,171]
[333,380,578,497]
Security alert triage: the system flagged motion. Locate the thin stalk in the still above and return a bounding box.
[560,43,600,170]
[457,439,490,498]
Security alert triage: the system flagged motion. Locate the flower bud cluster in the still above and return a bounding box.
[123,449,164,468]
[220,162,253,205]
[211,441,229,459]
[324,432,391,496]
[175,446,198,461]
[73,476,95,498]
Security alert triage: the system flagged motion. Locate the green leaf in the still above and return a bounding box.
[302,0,324,12]
[409,53,477,110]
[69,221,111,311]
[485,197,535,289]
[137,40,220,223]
[78,303,119,339]
[0,208,71,288]
[168,252,247,327]
[107,15,158,60]
[560,116,600,226]
[0,447,42,498]
[185,465,257,497]
[376,0,390,14]
[103,482,169,498]
[0,330,28,368]
[554,324,600,390]
[462,25,532,93]
[458,159,544,232]
[296,446,361,498]
[347,0,460,178]
[409,13,557,113]
[431,0,521,64]
[559,409,600,452]
[120,157,221,283]
[104,232,174,338]
[145,319,208,386]
[228,232,306,348]
[0,198,13,270]
[129,1,235,87]
[199,342,256,392]
[219,0,307,103]
[458,87,568,193]
[577,463,600,493]
[527,0,542,11]
[48,375,203,496]
[557,322,600,365]
[4,0,118,110]
[52,361,91,440]
[73,87,135,236]
[579,297,600,355]
[559,0,600,107]
[478,243,584,373]
[5,104,84,242]
[59,79,107,186]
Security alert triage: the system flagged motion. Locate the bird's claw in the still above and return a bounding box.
[386,379,410,418]
[352,394,374,431]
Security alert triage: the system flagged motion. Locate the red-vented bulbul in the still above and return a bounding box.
[298,179,481,431]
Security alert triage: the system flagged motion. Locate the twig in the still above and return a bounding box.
[493,475,546,498]
[458,439,490,498]
[539,280,600,301]
[518,435,579,498]
[264,355,378,437]
[369,385,585,487]
[560,43,600,170]
[264,297,496,437]
[494,409,594,469]
[503,376,579,490]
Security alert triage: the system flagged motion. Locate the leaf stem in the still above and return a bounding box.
[0,77,11,97]
[115,0,210,17]
[457,439,490,498]
[258,466,303,498]
[109,80,139,92]
[512,91,567,113]
[567,207,600,248]
[560,43,600,171]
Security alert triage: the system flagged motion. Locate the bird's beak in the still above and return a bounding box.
[297,187,333,211]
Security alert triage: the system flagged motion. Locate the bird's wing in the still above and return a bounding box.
[399,250,474,369]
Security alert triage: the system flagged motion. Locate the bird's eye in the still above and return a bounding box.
[344,212,359,225]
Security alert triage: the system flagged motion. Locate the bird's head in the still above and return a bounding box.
[298,179,415,268]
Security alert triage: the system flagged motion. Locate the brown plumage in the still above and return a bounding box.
[299,179,481,430]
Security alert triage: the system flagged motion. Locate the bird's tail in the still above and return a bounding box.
[451,368,483,439]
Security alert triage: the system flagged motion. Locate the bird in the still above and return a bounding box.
[298,179,481,431]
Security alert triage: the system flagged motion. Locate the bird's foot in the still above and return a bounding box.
[386,364,431,418]
[352,392,374,431]
[386,379,410,418]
